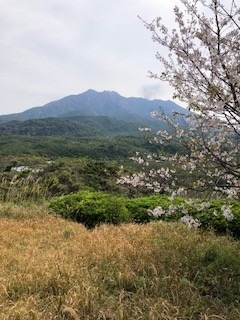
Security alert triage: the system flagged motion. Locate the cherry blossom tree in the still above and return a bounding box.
[118,0,240,231]
[136,0,240,199]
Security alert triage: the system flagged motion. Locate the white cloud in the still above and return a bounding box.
[0,0,183,114]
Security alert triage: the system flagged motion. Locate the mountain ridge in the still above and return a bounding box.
[0,89,188,123]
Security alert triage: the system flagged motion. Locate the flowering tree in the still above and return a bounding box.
[118,0,240,228]
[136,0,240,199]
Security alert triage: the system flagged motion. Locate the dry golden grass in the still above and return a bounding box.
[0,204,239,319]
[0,174,50,203]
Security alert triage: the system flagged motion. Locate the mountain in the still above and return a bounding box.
[0,116,139,137]
[0,89,188,124]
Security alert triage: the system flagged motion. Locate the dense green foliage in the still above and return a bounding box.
[0,116,140,137]
[191,200,240,238]
[0,135,162,159]
[129,197,240,238]
[50,191,240,238]
[50,190,130,228]
[125,195,183,223]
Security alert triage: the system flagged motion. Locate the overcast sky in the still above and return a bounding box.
[1,0,183,115]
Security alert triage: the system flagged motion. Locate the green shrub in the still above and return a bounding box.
[49,190,130,228]
[192,200,240,239]
[50,190,240,238]
[126,195,184,223]
[126,196,240,239]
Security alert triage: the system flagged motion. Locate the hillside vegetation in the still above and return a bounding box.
[0,135,158,159]
[0,151,240,319]
[0,116,140,137]
[0,89,239,319]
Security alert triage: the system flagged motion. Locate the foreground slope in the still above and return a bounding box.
[0,204,239,320]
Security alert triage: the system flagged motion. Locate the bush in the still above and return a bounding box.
[139,197,240,239]
[125,195,183,223]
[50,190,240,238]
[192,200,240,239]
[49,190,130,228]
[126,196,240,239]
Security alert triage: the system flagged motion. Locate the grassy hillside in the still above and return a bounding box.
[0,204,239,319]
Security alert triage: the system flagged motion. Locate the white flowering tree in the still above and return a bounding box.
[137,0,240,198]
[118,0,240,229]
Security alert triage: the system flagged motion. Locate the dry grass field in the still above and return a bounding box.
[0,203,240,319]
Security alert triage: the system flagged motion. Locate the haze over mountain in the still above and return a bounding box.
[0,89,188,124]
